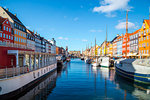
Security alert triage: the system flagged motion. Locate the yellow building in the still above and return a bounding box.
[138,19,150,58]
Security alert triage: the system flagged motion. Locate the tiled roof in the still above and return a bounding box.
[2,7,25,27]
[130,29,140,36]
[0,16,6,25]
[145,20,150,27]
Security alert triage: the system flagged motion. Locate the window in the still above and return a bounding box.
[9,35,10,39]
[144,37,146,40]
[3,26,5,30]
[6,21,8,24]
[147,50,149,54]
[6,27,8,31]
[0,33,2,37]
[11,36,13,40]
[147,43,149,47]
[147,36,149,39]
[6,35,8,39]
[3,34,5,38]
[9,28,11,32]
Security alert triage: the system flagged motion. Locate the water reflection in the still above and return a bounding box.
[15,59,150,100]
[115,74,150,100]
[18,71,57,100]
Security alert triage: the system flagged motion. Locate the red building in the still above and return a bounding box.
[122,33,131,58]
[0,16,14,43]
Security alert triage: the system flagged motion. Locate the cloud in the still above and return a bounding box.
[93,0,131,16]
[115,21,138,29]
[82,39,88,42]
[73,17,79,21]
[89,29,102,33]
[58,37,69,40]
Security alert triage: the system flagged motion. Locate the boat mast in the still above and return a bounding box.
[95,38,96,58]
[125,10,128,58]
[105,25,107,56]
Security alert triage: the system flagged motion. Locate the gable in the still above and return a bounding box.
[3,19,11,27]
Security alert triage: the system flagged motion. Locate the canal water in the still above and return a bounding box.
[18,59,150,100]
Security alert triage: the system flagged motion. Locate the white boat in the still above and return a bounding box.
[115,59,150,84]
[0,61,57,99]
[100,57,110,68]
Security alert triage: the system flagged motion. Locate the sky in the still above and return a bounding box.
[0,0,150,51]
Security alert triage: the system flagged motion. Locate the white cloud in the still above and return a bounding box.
[73,17,79,21]
[89,29,102,33]
[93,0,131,16]
[58,37,69,40]
[115,21,138,29]
[82,39,88,42]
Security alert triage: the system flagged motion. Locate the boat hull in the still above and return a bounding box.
[0,63,57,99]
[115,64,150,84]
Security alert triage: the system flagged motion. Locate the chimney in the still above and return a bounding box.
[33,30,34,33]
[14,14,17,16]
[117,34,119,37]
[6,8,9,11]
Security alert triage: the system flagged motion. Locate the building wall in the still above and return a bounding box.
[0,19,14,43]
[139,20,150,58]
[14,29,26,47]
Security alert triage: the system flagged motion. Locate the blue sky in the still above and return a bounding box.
[0,0,150,51]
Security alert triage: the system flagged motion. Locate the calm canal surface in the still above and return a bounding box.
[18,59,150,100]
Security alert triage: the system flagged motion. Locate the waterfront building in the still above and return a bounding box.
[116,35,123,57]
[138,19,150,58]
[41,37,46,53]
[69,50,81,57]
[112,35,119,57]
[26,29,35,50]
[106,42,110,56]
[35,33,42,52]
[122,33,130,58]
[0,16,14,44]
[129,29,140,58]
[107,42,113,57]
[101,41,107,56]
[0,7,27,48]
[50,38,56,54]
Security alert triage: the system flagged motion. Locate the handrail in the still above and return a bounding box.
[0,42,33,50]
[0,61,57,80]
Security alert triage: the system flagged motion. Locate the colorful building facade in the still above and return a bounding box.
[138,20,150,58]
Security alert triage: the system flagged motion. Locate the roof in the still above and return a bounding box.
[0,16,7,25]
[2,7,25,27]
[111,36,119,43]
[27,29,35,36]
[145,19,150,27]
[130,29,140,36]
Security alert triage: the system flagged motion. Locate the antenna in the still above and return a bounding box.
[149,7,150,22]
[125,9,129,58]
[105,25,107,56]
[126,10,129,34]
[95,38,96,57]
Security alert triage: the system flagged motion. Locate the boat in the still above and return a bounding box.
[100,57,110,68]
[81,56,84,60]
[115,59,150,84]
[66,57,71,62]
[85,58,92,64]
[92,58,100,67]
[115,73,150,99]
